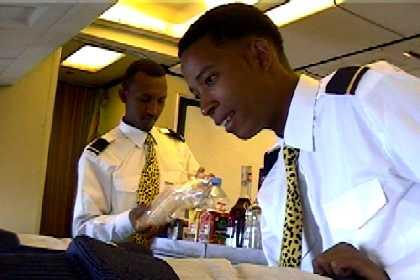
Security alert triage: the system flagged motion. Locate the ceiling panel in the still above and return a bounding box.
[0,59,13,73]
[280,7,400,69]
[378,38,420,72]
[410,68,420,78]
[123,0,205,24]
[0,32,30,58]
[60,54,139,88]
[0,5,40,28]
[59,37,179,87]
[77,32,179,67]
[60,2,420,86]
[305,49,381,77]
[306,38,420,78]
[339,2,420,37]
[0,1,116,85]
[0,4,72,58]
[60,39,137,87]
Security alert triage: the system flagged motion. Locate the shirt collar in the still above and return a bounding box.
[283,74,319,152]
[118,120,151,147]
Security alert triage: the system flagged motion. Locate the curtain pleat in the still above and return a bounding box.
[40,82,102,237]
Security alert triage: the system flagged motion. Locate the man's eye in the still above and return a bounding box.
[139,96,151,103]
[204,74,217,87]
[190,89,200,100]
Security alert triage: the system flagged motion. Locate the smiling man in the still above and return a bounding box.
[178,3,420,280]
[73,59,199,249]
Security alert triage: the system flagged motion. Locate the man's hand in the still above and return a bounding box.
[312,243,389,280]
[129,205,166,238]
[194,167,215,180]
[129,204,149,231]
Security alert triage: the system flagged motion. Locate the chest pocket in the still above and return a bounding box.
[113,172,138,192]
[156,146,187,186]
[160,170,188,187]
[324,178,387,230]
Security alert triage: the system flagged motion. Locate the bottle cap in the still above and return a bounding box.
[210,176,222,186]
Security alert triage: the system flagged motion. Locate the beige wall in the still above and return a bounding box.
[98,84,124,135]
[98,74,188,134]
[0,49,61,233]
[98,73,277,206]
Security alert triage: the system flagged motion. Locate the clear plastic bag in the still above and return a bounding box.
[136,178,213,228]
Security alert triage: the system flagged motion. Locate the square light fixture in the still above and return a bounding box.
[404,51,420,60]
[61,45,124,72]
[100,0,343,39]
[99,0,259,38]
[267,0,344,26]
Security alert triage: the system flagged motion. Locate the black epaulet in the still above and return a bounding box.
[159,128,185,142]
[262,147,280,177]
[325,65,370,95]
[87,138,110,156]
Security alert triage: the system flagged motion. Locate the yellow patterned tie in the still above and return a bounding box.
[134,133,160,248]
[279,146,303,267]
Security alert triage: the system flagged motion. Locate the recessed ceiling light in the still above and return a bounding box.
[98,0,342,39]
[61,45,124,72]
[403,52,412,58]
[403,51,420,60]
[100,0,257,38]
[267,0,344,26]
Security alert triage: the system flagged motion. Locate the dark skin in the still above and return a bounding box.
[119,72,167,132]
[181,36,297,139]
[119,71,167,235]
[313,243,389,280]
[128,205,165,238]
[180,35,388,279]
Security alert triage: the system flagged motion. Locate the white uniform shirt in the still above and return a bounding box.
[258,61,420,279]
[73,121,200,242]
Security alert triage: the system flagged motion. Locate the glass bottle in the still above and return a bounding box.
[243,199,262,249]
[245,167,264,249]
[227,166,252,247]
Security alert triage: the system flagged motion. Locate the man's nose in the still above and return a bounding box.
[199,93,217,116]
[146,101,159,116]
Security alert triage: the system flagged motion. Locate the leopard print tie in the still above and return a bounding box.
[134,133,160,248]
[279,146,303,267]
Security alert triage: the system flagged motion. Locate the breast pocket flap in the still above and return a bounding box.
[325,178,387,230]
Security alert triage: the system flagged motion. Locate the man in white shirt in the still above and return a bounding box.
[178,3,420,280]
[73,59,200,246]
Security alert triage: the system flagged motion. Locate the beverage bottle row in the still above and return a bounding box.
[183,166,263,250]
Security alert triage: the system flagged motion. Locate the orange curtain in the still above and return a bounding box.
[40,82,102,237]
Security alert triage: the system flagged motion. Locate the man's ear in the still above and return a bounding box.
[249,38,273,71]
[119,88,128,103]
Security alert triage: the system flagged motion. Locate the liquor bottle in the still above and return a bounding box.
[243,199,262,249]
[243,167,264,249]
[227,166,252,248]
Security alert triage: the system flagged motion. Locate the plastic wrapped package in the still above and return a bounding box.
[136,179,213,228]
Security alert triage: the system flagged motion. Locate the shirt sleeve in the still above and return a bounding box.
[72,151,134,242]
[356,64,420,183]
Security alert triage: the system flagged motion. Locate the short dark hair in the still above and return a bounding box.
[122,59,166,90]
[178,3,284,58]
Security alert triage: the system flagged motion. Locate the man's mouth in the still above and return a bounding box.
[220,111,235,130]
[142,115,156,123]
